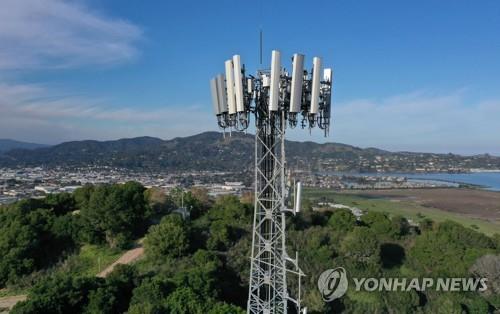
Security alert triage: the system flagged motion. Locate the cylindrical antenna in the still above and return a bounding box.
[269,50,281,112]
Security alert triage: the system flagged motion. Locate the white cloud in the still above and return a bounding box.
[0,81,216,144]
[0,1,219,144]
[0,1,218,144]
[323,90,500,155]
[0,0,142,69]
[1,79,498,155]
[0,2,497,156]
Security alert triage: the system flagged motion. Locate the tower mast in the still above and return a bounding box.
[210,50,333,314]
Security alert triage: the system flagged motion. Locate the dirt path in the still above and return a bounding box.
[0,244,144,312]
[96,246,144,278]
[0,295,27,313]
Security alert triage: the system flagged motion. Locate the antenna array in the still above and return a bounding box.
[211,51,332,135]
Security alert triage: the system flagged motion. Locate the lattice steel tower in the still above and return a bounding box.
[210,50,333,314]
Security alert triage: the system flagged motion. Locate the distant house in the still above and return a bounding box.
[59,186,81,193]
[34,186,58,194]
[317,202,363,220]
[205,181,246,197]
[331,203,363,219]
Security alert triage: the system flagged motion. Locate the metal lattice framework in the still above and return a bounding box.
[210,50,333,314]
[248,113,288,314]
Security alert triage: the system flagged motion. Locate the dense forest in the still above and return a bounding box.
[0,183,499,313]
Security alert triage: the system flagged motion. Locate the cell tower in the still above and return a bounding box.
[210,50,333,314]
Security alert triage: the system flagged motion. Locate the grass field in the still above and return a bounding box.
[0,244,123,299]
[0,288,26,298]
[304,188,500,236]
[62,244,125,277]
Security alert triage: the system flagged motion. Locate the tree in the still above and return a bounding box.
[6,184,499,314]
[164,287,205,314]
[328,208,356,232]
[288,226,339,312]
[391,215,410,238]
[0,205,76,285]
[144,187,174,218]
[341,227,380,264]
[207,220,233,251]
[301,198,313,212]
[408,220,495,277]
[210,195,250,223]
[202,196,249,251]
[144,214,190,259]
[361,211,397,237]
[208,302,245,314]
[425,293,463,313]
[44,192,76,216]
[173,250,222,299]
[11,275,103,314]
[128,277,175,314]
[492,233,500,251]
[190,187,212,209]
[79,182,149,248]
[105,264,139,312]
[51,213,80,248]
[382,290,419,312]
[461,296,490,314]
[226,236,252,286]
[85,264,138,314]
[74,184,95,211]
[469,254,500,296]
[128,303,162,314]
[85,286,118,314]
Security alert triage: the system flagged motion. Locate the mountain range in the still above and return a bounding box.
[0,139,49,153]
[1,132,499,172]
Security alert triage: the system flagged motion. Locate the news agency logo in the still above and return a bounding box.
[317,267,349,301]
[318,267,489,302]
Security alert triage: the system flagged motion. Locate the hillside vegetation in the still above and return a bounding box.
[0,183,499,313]
[0,140,48,154]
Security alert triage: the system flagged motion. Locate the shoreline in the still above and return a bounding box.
[315,171,500,192]
[469,169,500,173]
[323,185,500,193]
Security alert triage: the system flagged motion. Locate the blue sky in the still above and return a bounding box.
[0,0,499,154]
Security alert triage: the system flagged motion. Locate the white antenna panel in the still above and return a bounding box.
[262,74,270,87]
[233,55,245,112]
[247,78,253,93]
[290,53,304,113]
[269,50,281,112]
[216,74,228,113]
[225,59,237,114]
[324,68,333,83]
[294,181,302,213]
[310,57,322,114]
[210,77,221,115]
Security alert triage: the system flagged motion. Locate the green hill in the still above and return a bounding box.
[1,184,499,313]
[1,132,499,172]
